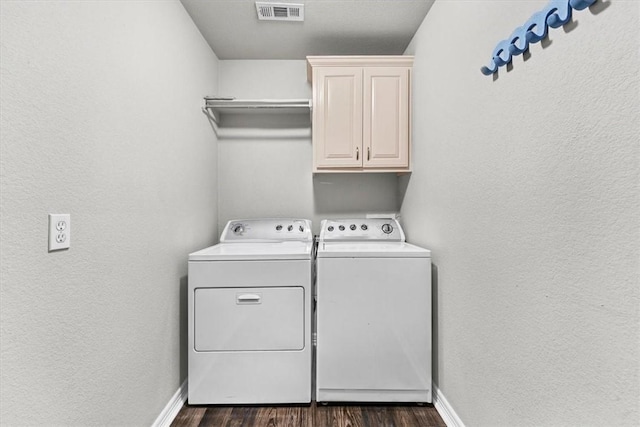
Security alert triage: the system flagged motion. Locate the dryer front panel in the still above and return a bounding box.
[187,259,312,404]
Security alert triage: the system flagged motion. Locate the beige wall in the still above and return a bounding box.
[402,0,639,425]
[0,1,219,424]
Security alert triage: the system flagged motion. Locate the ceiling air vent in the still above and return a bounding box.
[256,2,304,21]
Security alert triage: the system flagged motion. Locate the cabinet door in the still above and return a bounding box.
[313,67,363,169]
[363,67,410,169]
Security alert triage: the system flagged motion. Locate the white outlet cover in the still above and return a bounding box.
[48,214,70,251]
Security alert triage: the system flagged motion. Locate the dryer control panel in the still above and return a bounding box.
[221,218,312,243]
[319,218,405,242]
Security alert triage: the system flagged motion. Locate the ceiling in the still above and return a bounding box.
[180,0,435,60]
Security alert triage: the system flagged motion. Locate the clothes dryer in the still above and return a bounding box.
[315,218,432,403]
[188,219,313,404]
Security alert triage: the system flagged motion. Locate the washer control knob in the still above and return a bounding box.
[327,226,334,232]
[361,224,368,231]
[350,224,357,230]
[338,225,345,231]
[381,223,393,234]
[299,225,304,232]
[232,224,244,234]
[287,225,293,231]
[276,225,283,231]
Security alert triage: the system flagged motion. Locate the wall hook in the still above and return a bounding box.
[481,0,597,76]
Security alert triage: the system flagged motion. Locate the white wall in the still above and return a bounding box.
[0,1,219,425]
[402,1,639,426]
[217,60,400,234]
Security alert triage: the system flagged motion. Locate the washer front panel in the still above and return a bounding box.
[315,256,432,403]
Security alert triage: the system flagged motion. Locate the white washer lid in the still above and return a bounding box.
[189,241,314,261]
[317,242,431,258]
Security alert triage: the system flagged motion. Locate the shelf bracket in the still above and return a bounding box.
[201,107,221,138]
[201,106,219,125]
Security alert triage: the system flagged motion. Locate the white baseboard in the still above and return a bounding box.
[433,383,465,427]
[152,380,458,427]
[152,379,188,427]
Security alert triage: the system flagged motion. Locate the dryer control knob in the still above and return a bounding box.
[338,225,345,231]
[299,225,304,232]
[233,224,244,234]
[361,224,368,231]
[327,226,334,232]
[276,225,283,231]
[381,223,393,234]
[350,224,357,230]
[287,225,293,231]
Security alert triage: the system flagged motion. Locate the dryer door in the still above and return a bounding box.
[194,286,304,352]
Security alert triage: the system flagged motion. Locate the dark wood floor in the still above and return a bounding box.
[171,402,446,427]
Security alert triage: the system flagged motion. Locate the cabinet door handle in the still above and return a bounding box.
[367,147,370,161]
[356,147,359,160]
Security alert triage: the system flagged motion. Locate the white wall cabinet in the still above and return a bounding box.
[307,56,413,173]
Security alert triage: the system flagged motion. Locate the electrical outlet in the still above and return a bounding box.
[48,214,70,251]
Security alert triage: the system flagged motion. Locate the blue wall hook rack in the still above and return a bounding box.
[481,0,597,76]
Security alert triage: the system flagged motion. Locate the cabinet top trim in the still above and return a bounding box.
[306,55,414,81]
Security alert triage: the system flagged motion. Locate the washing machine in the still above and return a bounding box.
[315,218,432,403]
[188,218,313,404]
